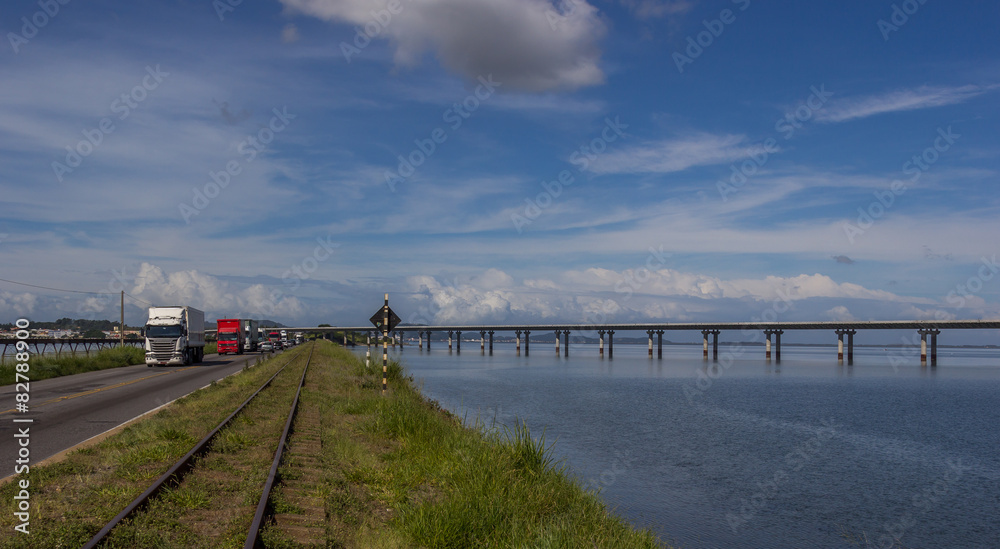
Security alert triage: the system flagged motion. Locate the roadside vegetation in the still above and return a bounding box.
[0,346,146,385]
[0,340,667,548]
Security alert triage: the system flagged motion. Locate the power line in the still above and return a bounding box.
[0,276,114,295]
[0,276,153,306]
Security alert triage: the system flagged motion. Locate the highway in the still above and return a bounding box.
[0,351,279,479]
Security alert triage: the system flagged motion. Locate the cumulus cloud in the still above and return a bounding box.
[280,0,606,91]
[398,267,934,325]
[282,23,301,43]
[825,305,855,321]
[129,263,304,320]
[0,291,37,317]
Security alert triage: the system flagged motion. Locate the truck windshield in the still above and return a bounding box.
[219,333,238,341]
[146,325,182,338]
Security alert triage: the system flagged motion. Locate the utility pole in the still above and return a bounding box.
[120,290,125,348]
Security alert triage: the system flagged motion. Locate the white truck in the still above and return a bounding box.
[242,319,260,352]
[144,306,206,366]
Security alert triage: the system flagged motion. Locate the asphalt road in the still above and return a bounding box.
[0,350,283,477]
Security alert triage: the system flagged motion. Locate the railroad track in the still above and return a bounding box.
[82,342,317,548]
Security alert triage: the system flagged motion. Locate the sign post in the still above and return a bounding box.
[369,294,400,395]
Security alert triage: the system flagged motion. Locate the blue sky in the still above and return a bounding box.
[1,0,999,343]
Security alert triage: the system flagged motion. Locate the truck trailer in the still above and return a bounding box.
[145,306,206,366]
[242,319,259,352]
[216,318,242,355]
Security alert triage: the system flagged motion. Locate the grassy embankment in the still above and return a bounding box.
[0,346,146,386]
[0,340,667,548]
[0,343,221,386]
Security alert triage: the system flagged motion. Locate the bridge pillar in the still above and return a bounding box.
[456,331,462,353]
[607,330,614,359]
[647,330,654,358]
[711,330,720,361]
[426,331,431,351]
[918,328,941,366]
[598,330,605,357]
[515,330,521,355]
[835,330,845,362]
[774,330,784,362]
[555,330,561,355]
[488,331,494,355]
[657,330,664,359]
[343,332,348,346]
[764,330,772,360]
[931,329,939,366]
[702,330,710,360]
[524,330,530,356]
[480,331,486,354]
[845,330,855,365]
[564,330,570,357]
[448,331,453,352]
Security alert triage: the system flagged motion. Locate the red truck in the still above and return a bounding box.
[217,318,242,355]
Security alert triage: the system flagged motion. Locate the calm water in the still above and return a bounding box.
[365,342,1000,549]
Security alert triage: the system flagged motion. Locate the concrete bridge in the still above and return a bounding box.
[285,320,1000,366]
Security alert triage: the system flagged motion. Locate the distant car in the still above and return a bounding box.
[259,341,274,352]
[273,340,284,350]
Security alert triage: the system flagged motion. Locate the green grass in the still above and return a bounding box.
[204,342,218,354]
[324,343,668,548]
[0,345,146,385]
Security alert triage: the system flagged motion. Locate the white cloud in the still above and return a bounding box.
[399,267,935,325]
[0,292,37,317]
[586,134,773,174]
[825,305,855,321]
[282,23,301,43]
[129,263,304,320]
[280,0,606,91]
[817,84,995,123]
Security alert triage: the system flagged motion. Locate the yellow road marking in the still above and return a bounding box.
[0,366,199,416]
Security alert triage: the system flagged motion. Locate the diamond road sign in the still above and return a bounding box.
[369,306,401,332]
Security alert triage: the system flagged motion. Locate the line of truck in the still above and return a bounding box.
[144,306,299,366]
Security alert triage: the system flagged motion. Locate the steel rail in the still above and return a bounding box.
[244,342,315,548]
[82,348,304,548]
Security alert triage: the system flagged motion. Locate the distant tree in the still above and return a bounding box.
[83,328,106,338]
